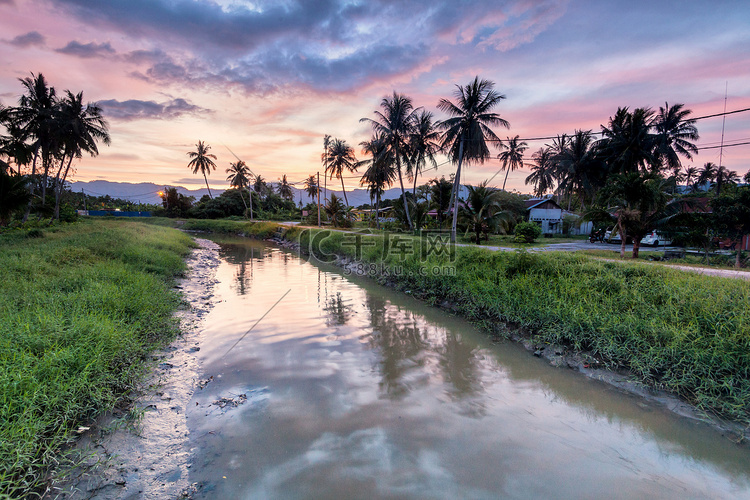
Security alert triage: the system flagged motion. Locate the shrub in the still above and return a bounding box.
[514,221,542,243]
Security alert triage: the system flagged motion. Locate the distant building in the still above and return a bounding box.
[524,197,563,234]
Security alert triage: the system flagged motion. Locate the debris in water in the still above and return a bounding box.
[212,394,247,408]
[198,376,214,389]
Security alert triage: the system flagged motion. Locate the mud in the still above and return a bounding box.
[47,239,221,499]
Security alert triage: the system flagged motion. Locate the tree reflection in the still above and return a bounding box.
[220,243,264,296]
[323,292,352,326]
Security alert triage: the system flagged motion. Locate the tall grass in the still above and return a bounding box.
[293,228,750,424]
[0,219,195,497]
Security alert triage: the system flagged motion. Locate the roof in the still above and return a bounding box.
[524,198,562,210]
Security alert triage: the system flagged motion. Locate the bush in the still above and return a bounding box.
[514,221,542,243]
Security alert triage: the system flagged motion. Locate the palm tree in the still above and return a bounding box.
[683,166,699,192]
[358,133,396,229]
[437,76,509,242]
[277,174,293,200]
[51,91,111,221]
[599,107,656,174]
[652,102,699,174]
[303,175,318,201]
[322,134,331,202]
[323,138,357,206]
[187,140,217,198]
[525,147,556,197]
[226,160,252,219]
[324,193,346,227]
[594,172,672,258]
[497,135,527,191]
[715,166,740,197]
[429,176,453,225]
[407,110,440,197]
[459,181,511,244]
[253,174,269,198]
[360,92,418,230]
[697,162,718,190]
[557,130,602,210]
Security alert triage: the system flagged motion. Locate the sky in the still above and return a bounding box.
[1,0,750,194]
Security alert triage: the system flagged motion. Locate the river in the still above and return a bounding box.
[184,236,750,499]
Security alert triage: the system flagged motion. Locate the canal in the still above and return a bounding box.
[185,236,750,499]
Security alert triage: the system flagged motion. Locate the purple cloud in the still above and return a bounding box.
[56,40,116,58]
[97,97,210,120]
[6,31,45,48]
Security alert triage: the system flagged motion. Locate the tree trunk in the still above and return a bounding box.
[339,175,349,206]
[376,192,381,230]
[396,155,413,231]
[617,221,626,258]
[239,188,248,217]
[632,240,641,259]
[450,139,465,243]
[737,248,742,269]
[502,166,510,191]
[204,173,213,198]
[23,148,40,223]
[53,153,75,222]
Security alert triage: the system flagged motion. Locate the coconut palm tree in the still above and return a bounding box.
[360,92,418,230]
[323,137,357,206]
[304,175,318,201]
[652,102,699,174]
[715,166,740,197]
[359,133,396,229]
[697,162,718,190]
[226,160,253,218]
[51,91,111,221]
[277,174,293,200]
[497,135,527,191]
[429,176,453,226]
[557,130,603,210]
[459,181,511,244]
[187,140,217,198]
[599,107,656,174]
[437,76,509,242]
[683,166,699,192]
[253,174,269,198]
[407,110,440,197]
[324,193,346,227]
[525,147,556,197]
[322,134,331,202]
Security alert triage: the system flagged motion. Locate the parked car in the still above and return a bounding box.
[604,227,632,244]
[640,231,672,247]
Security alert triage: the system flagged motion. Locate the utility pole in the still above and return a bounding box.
[317,171,321,227]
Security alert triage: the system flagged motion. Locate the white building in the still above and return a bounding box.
[525,198,563,234]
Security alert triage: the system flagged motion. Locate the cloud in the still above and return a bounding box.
[6,31,45,48]
[56,40,116,58]
[49,0,562,93]
[97,97,211,120]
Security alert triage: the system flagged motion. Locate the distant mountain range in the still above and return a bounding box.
[70,180,414,207]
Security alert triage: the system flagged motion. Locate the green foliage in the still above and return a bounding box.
[514,221,542,243]
[0,219,194,496]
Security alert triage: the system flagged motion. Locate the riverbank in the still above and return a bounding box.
[170,219,750,432]
[0,220,196,497]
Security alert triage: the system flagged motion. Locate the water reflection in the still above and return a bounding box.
[188,238,750,499]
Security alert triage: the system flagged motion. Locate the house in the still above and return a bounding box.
[524,197,563,234]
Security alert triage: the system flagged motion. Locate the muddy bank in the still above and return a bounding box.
[273,234,750,445]
[48,239,221,499]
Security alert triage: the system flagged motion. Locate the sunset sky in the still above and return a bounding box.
[1,0,749,194]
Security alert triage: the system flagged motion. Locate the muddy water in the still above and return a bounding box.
[187,237,750,499]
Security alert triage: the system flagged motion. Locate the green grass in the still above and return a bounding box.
[0,219,195,497]
[291,228,750,425]
[579,249,750,271]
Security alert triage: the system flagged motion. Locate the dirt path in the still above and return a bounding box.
[48,239,221,499]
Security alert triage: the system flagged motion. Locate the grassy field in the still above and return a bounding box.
[579,249,750,271]
[0,219,195,497]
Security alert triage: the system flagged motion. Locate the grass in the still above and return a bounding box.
[0,219,195,497]
[579,249,750,271]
